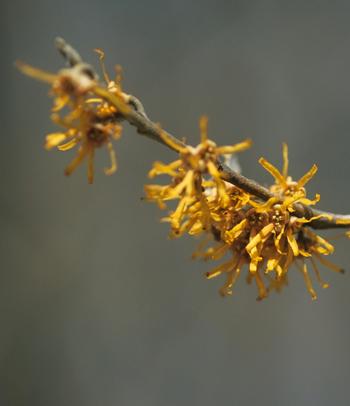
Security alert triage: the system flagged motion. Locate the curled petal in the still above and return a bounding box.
[266,256,281,274]
[224,219,247,245]
[94,48,110,85]
[45,133,68,150]
[250,196,279,212]
[296,194,320,206]
[246,223,274,255]
[104,141,118,176]
[52,94,70,112]
[58,138,79,151]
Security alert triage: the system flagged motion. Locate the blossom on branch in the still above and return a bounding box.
[148,140,342,300]
[18,38,350,302]
[16,55,130,183]
[144,116,251,234]
[201,146,342,300]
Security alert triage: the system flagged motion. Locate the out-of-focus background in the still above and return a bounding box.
[2,1,350,405]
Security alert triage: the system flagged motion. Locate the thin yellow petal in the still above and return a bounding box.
[275,265,284,278]
[300,262,317,300]
[335,218,350,225]
[249,257,260,274]
[310,257,329,289]
[171,170,194,197]
[45,133,68,150]
[297,164,318,188]
[294,212,332,225]
[274,225,286,254]
[169,197,188,229]
[148,160,182,178]
[219,258,243,297]
[282,143,289,178]
[216,139,252,155]
[207,160,221,178]
[64,145,88,177]
[313,234,334,254]
[58,138,79,151]
[173,216,199,238]
[87,147,95,184]
[287,228,299,256]
[16,61,57,84]
[199,116,208,143]
[104,141,117,175]
[266,257,280,273]
[224,219,247,244]
[52,94,70,112]
[206,259,233,279]
[85,98,104,104]
[255,269,268,300]
[250,197,279,212]
[259,157,286,185]
[296,194,320,206]
[246,223,274,254]
[299,249,312,257]
[203,243,229,261]
[314,253,345,274]
[157,126,186,153]
[192,234,212,259]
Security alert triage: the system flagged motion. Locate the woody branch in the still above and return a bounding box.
[56,37,350,231]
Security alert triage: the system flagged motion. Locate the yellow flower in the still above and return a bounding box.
[17,53,132,183]
[259,143,318,201]
[194,145,343,301]
[46,104,122,183]
[16,61,97,111]
[145,117,251,233]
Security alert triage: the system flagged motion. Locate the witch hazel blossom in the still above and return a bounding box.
[144,117,251,233]
[16,52,130,183]
[17,38,349,302]
[147,139,341,300]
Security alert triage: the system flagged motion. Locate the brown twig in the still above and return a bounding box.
[55,38,350,231]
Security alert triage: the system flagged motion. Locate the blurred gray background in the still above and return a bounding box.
[2,1,350,405]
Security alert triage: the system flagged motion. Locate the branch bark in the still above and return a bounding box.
[55,38,350,231]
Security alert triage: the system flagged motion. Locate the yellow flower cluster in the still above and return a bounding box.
[146,129,343,300]
[17,50,130,183]
[145,117,251,235]
[18,44,346,301]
